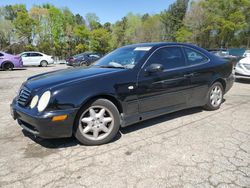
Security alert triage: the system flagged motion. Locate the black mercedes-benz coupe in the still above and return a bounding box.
[11,43,235,145]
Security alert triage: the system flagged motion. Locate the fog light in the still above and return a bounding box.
[52,115,68,121]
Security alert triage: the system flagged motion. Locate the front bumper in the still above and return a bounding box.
[11,99,78,138]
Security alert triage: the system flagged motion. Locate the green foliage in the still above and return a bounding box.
[13,11,36,43]
[90,28,111,54]
[1,0,250,57]
[160,0,189,41]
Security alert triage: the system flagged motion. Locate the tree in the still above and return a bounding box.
[85,13,101,30]
[13,11,36,43]
[160,0,189,41]
[90,28,111,54]
[75,13,85,25]
[111,17,127,48]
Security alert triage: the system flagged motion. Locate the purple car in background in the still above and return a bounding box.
[0,51,23,71]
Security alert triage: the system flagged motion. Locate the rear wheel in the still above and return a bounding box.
[40,60,48,67]
[2,62,14,71]
[74,99,120,145]
[203,82,224,110]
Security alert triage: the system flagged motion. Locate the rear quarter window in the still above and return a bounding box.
[183,47,209,65]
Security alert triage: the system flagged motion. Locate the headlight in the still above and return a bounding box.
[30,95,39,109]
[37,91,51,112]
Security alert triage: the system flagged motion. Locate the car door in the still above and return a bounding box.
[182,47,211,107]
[29,53,43,65]
[137,46,191,114]
[21,53,32,66]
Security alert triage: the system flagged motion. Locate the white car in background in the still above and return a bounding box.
[243,50,250,57]
[20,52,54,67]
[235,57,250,78]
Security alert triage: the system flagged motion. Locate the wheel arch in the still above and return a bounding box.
[40,59,48,64]
[72,94,123,133]
[80,94,123,114]
[211,78,226,92]
[1,61,14,69]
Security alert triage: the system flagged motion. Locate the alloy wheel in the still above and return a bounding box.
[79,106,114,141]
[210,85,222,107]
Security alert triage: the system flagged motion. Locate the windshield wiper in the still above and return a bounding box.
[98,65,125,69]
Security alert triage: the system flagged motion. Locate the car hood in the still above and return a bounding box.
[25,67,125,90]
[239,57,250,64]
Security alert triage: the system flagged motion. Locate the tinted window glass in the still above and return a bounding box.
[147,47,186,69]
[21,53,29,57]
[184,48,208,65]
[0,53,3,57]
[30,53,42,57]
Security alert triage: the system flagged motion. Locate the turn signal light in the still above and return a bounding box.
[52,115,68,122]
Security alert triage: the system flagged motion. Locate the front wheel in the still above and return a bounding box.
[74,99,120,145]
[203,82,224,111]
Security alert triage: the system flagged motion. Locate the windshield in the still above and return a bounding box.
[73,53,85,58]
[93,46,151,69]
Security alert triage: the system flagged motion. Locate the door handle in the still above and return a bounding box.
[184,73,195,78]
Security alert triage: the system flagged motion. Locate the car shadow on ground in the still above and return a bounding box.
[120,107,203,134]
[22,107,204,149]
[0,68,27,71]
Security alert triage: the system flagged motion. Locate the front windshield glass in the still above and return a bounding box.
[93,46,151,69]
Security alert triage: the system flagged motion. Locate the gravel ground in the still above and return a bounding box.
[0,65,249,188]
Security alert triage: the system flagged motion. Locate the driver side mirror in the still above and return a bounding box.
[145,63,164,75]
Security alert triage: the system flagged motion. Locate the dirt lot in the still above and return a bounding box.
[0,65,249,188]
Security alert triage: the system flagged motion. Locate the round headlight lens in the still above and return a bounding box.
[37,91,51,112]
[30,95,39,109]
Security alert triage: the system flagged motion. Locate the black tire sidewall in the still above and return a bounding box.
[204,82,224,111]
[2,62,14,71]
[74,99,120,145]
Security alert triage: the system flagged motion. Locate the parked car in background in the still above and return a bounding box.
[243,50,250,57]
[20,52,54,67]
[66,52,101,67]
[208,49,238,66]
[11,43,235,145]
[0,51,23,71]
[235,57,250,78]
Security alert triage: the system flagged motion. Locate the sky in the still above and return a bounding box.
[0,0,175,23]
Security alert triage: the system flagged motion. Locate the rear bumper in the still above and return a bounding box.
[11,99,78,138]
[235,72,250,79]
[225,73,235,94]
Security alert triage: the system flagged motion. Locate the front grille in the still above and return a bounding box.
[243,64,250,70]
[17,87,31,106]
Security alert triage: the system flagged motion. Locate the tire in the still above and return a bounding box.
[40,60,48,67]
[74,99,120,145]
[80,61,87,67]
[203,82,224,111]
[2,62,14,71]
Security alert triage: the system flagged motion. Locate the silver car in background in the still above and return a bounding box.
[20,51,54,67]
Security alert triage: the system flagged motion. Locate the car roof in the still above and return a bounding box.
[22,51,43,53]
[122,42,200,49]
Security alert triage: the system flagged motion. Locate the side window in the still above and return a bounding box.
[0,53,4,57]
[31,53,42,57]
[147,47,186,70]
[21,53,28,57]
[184,48,208,65]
